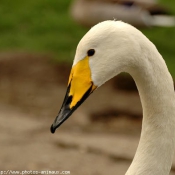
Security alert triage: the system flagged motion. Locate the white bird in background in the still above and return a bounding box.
[51,21,175,175]
[70,0,175,28]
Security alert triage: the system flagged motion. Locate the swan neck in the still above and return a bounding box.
[126,51,175,175]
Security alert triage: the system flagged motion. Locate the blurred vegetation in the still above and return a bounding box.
[0,0,88,62]
[0,0,175,76]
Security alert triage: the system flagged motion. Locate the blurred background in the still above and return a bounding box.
[0,0,175,174]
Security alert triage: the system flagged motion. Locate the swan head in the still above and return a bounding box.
[51,20,143,133]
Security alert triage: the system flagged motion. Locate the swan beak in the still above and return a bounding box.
[50,56,97,133]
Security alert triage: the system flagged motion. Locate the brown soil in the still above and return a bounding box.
[0,52,174,175]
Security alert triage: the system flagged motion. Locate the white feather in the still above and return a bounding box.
[73,20,175,175]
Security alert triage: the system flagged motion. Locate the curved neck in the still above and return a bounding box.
[126,49,175,175]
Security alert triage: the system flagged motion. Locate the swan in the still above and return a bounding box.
[50,20,175,175]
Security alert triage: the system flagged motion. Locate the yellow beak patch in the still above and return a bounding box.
[50,56,97,133]
[68,56,96,109]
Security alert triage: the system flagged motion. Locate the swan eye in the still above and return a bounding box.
[87,49,95,56]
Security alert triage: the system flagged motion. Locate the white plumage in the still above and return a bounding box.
[51,21,175,175]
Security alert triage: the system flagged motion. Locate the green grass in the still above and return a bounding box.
[0,0,88,62]
[0,0,175,76]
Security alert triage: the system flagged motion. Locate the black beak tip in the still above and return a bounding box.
[50,124,56,134]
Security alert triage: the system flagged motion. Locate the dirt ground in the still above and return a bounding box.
[0,53,175,175]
